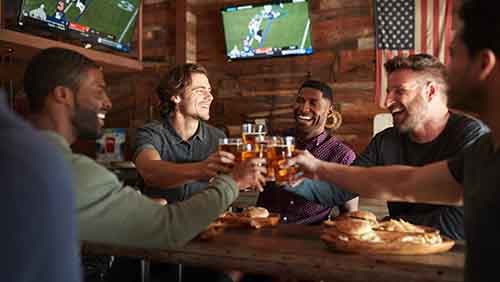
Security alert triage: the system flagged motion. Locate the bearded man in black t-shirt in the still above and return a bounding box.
[353,54,489,239]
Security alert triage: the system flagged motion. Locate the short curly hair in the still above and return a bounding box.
[384,53,448,99]
[24,48,99,113]
[157,63,208,115]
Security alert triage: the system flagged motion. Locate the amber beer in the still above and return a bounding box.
[218,138,243,162]
[242,123,267,147]
[242,132,264,145]
[271,137,296,185]
[240,143,259,161]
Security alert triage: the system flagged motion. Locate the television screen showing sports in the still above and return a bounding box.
[18,0,140,52]
[221,0,313,60]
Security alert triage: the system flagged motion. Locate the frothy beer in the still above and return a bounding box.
[219,138,243,162]
[272,143,296,184]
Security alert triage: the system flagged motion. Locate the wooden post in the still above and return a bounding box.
[175,0,197,64]
[175,0,186,64]
[0,0,4,29]
[138,0,143,63]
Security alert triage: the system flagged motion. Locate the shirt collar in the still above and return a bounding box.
[163,117,206,144]
[298,131,329,149]
[41,130,72,153]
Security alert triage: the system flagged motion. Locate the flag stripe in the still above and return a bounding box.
[426,0,433,53]
[421,0,428,53]
[437,0,446,62]
[444,0,453,65]
[414,0,422,54]
[433,0,440,57]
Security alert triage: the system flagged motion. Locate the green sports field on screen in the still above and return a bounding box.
[21,0,139,44]
[222,1,312,59]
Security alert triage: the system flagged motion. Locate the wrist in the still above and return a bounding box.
[193,161,207,178]
[315,160,326,180]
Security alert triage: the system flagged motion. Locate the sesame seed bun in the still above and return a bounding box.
[335,218,374,235]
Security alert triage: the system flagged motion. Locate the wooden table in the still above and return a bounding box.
[82,224,464,282]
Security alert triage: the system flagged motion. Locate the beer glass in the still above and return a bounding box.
[259,136,282,181]
[240,143,260,161]
[218,138,243,162]
[272,136,296,185]
[241,123,267,145]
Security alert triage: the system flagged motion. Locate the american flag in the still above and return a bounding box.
[374,0,454,107]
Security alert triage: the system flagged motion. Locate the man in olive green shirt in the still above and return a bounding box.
[24,47,266,249]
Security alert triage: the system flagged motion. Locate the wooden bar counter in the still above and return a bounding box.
[82,224,464,282]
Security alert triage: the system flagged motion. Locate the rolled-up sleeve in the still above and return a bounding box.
[134,126,162,161]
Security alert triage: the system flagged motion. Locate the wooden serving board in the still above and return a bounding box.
[198,213,281,241]
[320,228,455,255]
[220,212,281,229]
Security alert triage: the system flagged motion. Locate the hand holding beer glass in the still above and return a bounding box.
[282,149,323,186]
[269,136,298,185]
[218,137,266,191]
[218,138,244,164]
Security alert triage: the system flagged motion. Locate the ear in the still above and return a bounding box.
[51,86,74,105]
[170,95,181,105]
[478,49,497,81]
[424,81,437,102]
[327,103,334,113]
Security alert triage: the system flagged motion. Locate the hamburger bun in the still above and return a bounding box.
[346,210,378,223]
[243,207,270,218]
[335,218,373,235]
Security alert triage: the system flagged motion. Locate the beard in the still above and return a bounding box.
[73,104,102,140]
[395,94,428,133]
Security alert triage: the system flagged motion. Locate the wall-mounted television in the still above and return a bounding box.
[17,0,141,53]
[221,0,313,61]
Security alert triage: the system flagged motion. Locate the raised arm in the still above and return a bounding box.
[293,150,463,206]
[78,156,266,249]
[135,148,234,189]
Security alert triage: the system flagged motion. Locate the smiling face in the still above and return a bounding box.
[294,87,332,138]
[71,68,112,139]
[176,72,213,121]
[385,69,430,133]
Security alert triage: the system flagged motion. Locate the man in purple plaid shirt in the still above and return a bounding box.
[257,80,358,224]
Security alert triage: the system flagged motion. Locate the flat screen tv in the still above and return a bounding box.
[221,0,313,61]
[17,0,141,52]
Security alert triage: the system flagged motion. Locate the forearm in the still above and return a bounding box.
[138,160,205,188]
[79,174,239,249]
[315,160,463,205]
[156,174,239,247]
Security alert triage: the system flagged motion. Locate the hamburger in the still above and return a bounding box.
[332,218,382,242]
[346,211,378,223]
[242,206,270,219]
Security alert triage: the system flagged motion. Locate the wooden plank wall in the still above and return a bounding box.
[37,0,465,157]
[192,0,383,153]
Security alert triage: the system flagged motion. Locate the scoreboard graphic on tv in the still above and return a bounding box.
[20,0,140,52]
[222,0,313,60]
